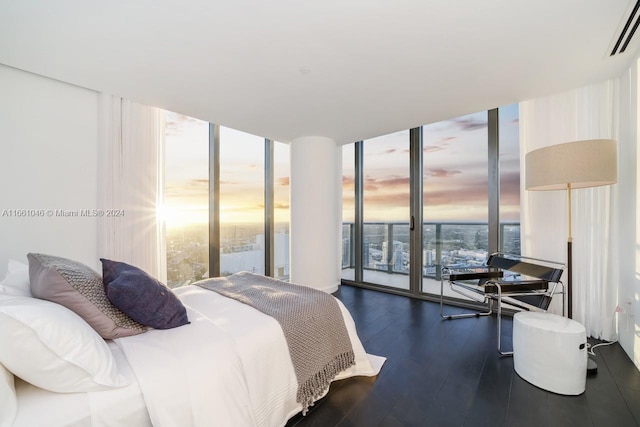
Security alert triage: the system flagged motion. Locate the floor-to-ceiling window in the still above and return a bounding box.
[342,105,520,302]
[219,126,265,276]
[164,112,209,288]
[498,104,520,254]
[164,104,519,296]
[273,141,290,280]
[164,114,289,283]
[421,111,489,296]
[341,144,356,280]
[362,131,411,290]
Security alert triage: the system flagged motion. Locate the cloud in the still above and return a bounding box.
[424,183,488,208]
[364,192,410,206]
[377,176,409,187]
[374,147,410,155]
[342,193,354,203]
[275,202,289,209]
[364,182,378,191]
[425,168,461,178]
[343,177,355,192]
[424,145,445,153]
[277,177,290,186]
[342,176,354,185]
[452,117,487,131]
[362,175,409,192]
[164,112,206,136]
[423,136,456,153]
[500,171,521,205]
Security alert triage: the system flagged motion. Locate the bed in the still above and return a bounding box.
[0,255,384,427]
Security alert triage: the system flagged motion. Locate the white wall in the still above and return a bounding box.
[618,57,640,370]
[0,65,99,275]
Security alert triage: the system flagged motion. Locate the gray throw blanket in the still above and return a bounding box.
[195,272,355,413]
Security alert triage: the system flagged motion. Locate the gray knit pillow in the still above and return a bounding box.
[28,253,146,339]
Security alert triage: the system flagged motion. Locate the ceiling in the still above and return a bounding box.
[0,0,638,144]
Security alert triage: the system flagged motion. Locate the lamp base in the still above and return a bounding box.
[587,357,598,375]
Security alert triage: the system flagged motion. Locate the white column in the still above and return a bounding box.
[290,136,342,292]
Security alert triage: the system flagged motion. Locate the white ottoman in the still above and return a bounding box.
[513,312,587,395]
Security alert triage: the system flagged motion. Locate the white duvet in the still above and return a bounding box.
[115,285,383,427]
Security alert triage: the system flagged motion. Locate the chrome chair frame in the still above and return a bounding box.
[440,252,565,356]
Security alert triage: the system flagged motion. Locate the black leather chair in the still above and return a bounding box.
[440,252,565,355]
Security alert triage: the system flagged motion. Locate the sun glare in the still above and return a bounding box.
[161,205,209,229]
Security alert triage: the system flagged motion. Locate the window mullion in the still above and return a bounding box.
[354,141,363,283]
[265,139,275,276]
[488,108,500,254]
[209,123,220,277]
[409,127,423,295]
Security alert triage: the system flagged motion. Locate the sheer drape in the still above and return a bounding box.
[97,94,167,282]
[520,79,619,340]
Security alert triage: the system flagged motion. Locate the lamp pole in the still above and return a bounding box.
[567,182,572,319]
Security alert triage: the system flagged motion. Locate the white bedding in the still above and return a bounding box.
[12,285,383,427]
[13,343,151,427]
[115,285,382,427]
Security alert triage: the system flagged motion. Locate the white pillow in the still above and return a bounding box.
[0,363,16,427]
[0,260,31,297]
[0,295,129,392]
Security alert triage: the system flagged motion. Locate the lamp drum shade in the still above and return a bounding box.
[525,139,617,191]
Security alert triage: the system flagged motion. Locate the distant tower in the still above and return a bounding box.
[392,241,403,271]
[342,238,351,267]
[363,239,370,268]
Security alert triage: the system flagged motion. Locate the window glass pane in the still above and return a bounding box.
[274,141,290,280]
[219,127,265,276]
[164,112,209,287]
[342,144,355,223]
[422,111,488,296]
[341,144,355,279]
[499,104,521,255]
[362,131,410,289]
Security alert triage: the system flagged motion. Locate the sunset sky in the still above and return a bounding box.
[342,104,519,222]
[164,113,290,228]
[163,104,519,228]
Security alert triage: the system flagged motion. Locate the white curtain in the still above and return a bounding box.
[97,94,167,282]
[520,79,619,341]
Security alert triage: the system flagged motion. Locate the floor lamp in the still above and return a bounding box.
[525,139,617,319]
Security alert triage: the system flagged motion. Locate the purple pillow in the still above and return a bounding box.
[100,259,189,330]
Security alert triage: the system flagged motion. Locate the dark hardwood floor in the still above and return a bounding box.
[286,285,640,427]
